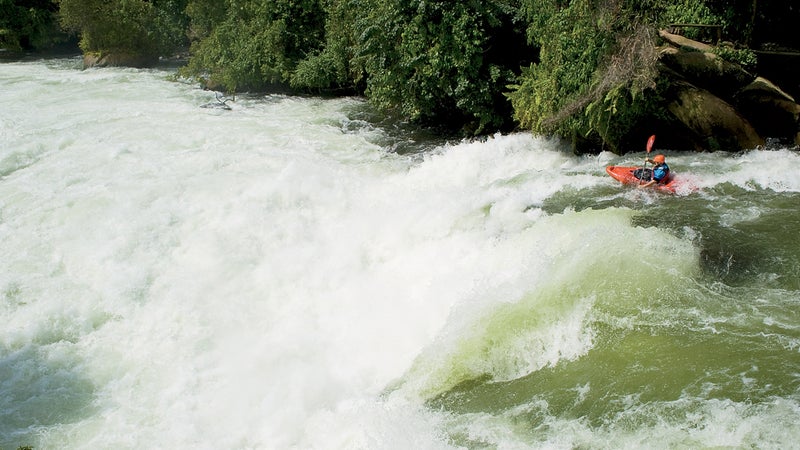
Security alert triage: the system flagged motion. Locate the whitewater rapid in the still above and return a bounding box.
[2,59,800,449]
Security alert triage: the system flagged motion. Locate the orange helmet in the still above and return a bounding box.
[653,154,665,164]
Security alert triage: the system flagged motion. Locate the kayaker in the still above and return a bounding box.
[640,154,670,188]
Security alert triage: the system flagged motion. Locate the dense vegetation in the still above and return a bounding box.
[179,0,534,133]
[2,0,797,145]
[58,0,189,60]
[181,0,326,92]
[0,0,64,51]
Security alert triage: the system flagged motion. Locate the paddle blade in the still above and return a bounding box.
[646,135,656,153]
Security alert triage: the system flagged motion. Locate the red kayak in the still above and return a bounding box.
[605,165,680,193]
[606,136,697,194]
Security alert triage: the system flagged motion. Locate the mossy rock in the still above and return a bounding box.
[736,77,800,144]
[83,51,157,68]
[659,46,754,99]
[665,79,764,151]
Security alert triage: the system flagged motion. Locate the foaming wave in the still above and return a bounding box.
[393,207,700,400]
[689,148,800,192]
[440,395,800,449]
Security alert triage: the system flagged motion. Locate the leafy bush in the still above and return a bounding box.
[509,0,640,140]
[58,0,188,58]
[712,45,757,71]
[183,0,528,133]
[289,0,362,93]
[660,0,720,39]
[181,0,325,92]
[353,0,527,134]
[0,0,64,51]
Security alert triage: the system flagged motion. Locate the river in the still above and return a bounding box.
[1,58,799,449]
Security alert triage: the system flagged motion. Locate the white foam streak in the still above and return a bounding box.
[682,148,800,192]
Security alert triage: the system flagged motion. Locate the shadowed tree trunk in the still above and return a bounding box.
[747,0,757,47]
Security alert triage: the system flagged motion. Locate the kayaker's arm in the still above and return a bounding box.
[639,179,657,188]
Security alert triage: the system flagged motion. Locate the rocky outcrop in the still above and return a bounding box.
[657,30,800,150]
[665,78,763,150]
[735,77,800,145]
[659,46,753,98]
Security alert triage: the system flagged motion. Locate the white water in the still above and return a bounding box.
[2,59,800,449]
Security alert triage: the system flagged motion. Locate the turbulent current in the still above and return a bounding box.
[1,58,799,449]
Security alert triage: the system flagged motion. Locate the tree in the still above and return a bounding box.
[0,0,64,51]
[288,0,365,93]
[181,0,326,92]
[58,0,188,63]
[352,0,530,134]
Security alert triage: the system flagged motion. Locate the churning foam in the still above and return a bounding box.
[2,61,799,449]
[1,62,605,448]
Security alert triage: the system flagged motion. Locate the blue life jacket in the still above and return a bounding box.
[653,163,670,182]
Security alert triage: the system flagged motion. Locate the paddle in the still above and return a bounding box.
[639,135,656,183]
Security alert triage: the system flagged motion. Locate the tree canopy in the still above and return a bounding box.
[0,0,64,51]
[180,0,326,92]
[58,0,188,59]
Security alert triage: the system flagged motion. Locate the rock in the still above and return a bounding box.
[652,30,798,150]
[659,30,713,52]
[659,46,754,98]
[665,79,764,151]
[735,77,800,145]
[83,51,157,68]
[571,131,603,155]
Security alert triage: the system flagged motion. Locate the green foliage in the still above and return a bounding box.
[584,77,670,153]
[184,0,226,40]
[181,0,326,92]
[58,0,188,58]
[152,0,191,47]
[508,0,730,150]
[510,0,618,135]
[661,0,718,25]
[183,0,528,133]
[660,0,795,48]
[289,0,362,92]
[291,46,349,91]
[660,0,721,41]
[0,0,64,51]
[712,45,757,71]
[353,0,525,134]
